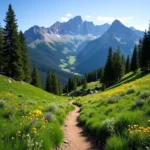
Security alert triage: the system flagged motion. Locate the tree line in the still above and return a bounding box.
[63,68,103,93]
[0,4,62,95]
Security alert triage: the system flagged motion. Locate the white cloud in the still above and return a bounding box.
[86,15,91,19]
[97,16,134,23]
[60,17,69,22]
[66,13,72,17]
[134,24,148,31]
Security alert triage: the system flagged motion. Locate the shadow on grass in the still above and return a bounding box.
[106,71,148,91]
[76,116,103,150]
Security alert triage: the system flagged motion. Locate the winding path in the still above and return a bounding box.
[56,103,101,150]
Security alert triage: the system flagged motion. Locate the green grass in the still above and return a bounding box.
[77,81,101,90]
[0,74,74,150]
[68,56,76,65]
[74,71,150,149]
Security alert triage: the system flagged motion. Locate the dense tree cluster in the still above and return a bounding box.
[63,76,80,93]
[45,69,62,95]
[85,68,102,83]
[101,47,126,86]
[139,28,150,72]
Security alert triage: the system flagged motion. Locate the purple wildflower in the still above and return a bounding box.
[32,118,36,125]
[45,113,52,121]
[12,106,15,110]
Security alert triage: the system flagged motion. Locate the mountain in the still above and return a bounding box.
[130,27,144,37]
[24,16,110,84]
[48,16,110,36]
[76,20,142,74]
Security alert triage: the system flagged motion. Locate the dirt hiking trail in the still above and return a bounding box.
[56,102,102,150]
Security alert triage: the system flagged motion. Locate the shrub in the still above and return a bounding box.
[139,90,150,99]
[115,111,144,134]
[97,118,115,144]
[107,97,117,104]
[105,135,127,150]
[45,103,57,113]
[0,100,5,108]
[26,100,37,105]
[127,132,150,149]
[3,110,12,119]
[126,87,136,95]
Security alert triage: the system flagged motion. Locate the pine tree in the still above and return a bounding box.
[82,76,87,90]
[113,47,122,81]
[19,31,31,83]
[138,39,142,68]
[0,25,4,73]
[45,69,51,92]
[131,46,139,73]
[125,55,131,73]
[31,65,42,88]
[73,76,77,91]
[141,31,149,71]
[3,4,24,80]
[121,55,125,77]
[51,74,59,95]
[103,47,114,85]
[147,23,150,70]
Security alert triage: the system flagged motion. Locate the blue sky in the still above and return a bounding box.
[0,0,149,32]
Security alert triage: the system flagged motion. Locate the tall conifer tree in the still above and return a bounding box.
[131,46,139,73]
[125,55,131,73]
[31,65,42,88]
[0,25,4,73]
[19,31,31,82]
[103,47,114,85]
[45,69,51,92]
[3,4,24,80]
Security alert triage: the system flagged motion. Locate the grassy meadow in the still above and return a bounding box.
[74,71,150,149]
[0,75,74,150]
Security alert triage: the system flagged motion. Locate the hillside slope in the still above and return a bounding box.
[74,72,150,149]
[0,75,73,150]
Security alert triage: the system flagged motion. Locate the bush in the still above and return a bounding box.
[0,100,5,108]
[126,88,136,95]
[105,135,127,150]
[107,97,117,104]
[26,100,37,105]
[115,111,144,134]
[139,90,150,99]
[127,132,150,150]
[97,118,115,144]
[45,103,58,113]
[3,110,12,119]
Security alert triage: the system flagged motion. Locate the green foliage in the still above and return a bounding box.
[0,75,73,150]
[126,87,136,94]
[0,26,4,73]
[45,69,52,92]
[139,90,150,99]
[19,31,31,83]
[103,47,114,85]
[105,135,127,150]
[31,65,42,88]
[3,4,24,81]
[125,55,131,73]
[0,100,5,108]
[131,46,139,73]
[102,47,125,86]
[82,76,87,90]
